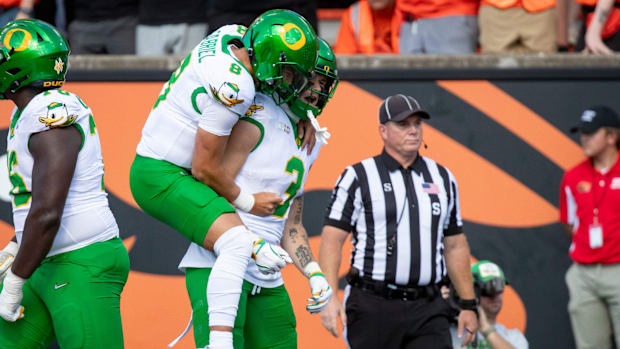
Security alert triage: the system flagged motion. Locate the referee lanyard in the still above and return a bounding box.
[590,167,609,248]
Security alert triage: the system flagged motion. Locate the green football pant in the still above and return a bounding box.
[129,155,236,246]
[186,268,297,349]
[0,238,129,349]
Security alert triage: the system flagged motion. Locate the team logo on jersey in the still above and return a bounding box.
[210,82,244,108]
[38,102,77,128]
[245,104,264,116]
[577,181,591,193]
[279,23,306,51]
[2,28,32,52]
[54,58,64,74]
[611,177,620,189]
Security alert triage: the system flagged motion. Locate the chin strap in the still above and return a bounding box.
[307,110,330,144]
[168,313,193,347]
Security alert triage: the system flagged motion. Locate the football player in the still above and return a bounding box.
[129,9,320,349]
[177,38,339,349]
[0,19,130,348]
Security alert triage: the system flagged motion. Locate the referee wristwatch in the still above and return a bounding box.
[458,298,479,312]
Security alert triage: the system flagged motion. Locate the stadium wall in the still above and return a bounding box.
[3,54,619,348]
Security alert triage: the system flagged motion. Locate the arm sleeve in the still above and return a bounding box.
[334,7,359,54]
[323,166,360,232]
[443,169,464,236]
[505,329,529,349]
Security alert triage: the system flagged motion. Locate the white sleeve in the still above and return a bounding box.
[197,101,239,136]
[505,329,529,349]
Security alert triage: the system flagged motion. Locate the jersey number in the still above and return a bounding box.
[153,54,191,109]
[7,151,31,207]
[273,157,305,218]
[229,63,241,75]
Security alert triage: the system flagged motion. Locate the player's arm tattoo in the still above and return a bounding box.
[295,244,313,267]
[288,227,299,241]
[284,197,314,267]
[293,197,303,224]
[287,227,313,266]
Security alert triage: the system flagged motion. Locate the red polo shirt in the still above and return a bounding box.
[560,155,620,264]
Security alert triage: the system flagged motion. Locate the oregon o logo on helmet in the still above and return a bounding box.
[3,28,32,52]
[279,23,306,51]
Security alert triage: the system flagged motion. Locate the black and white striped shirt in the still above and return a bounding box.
[324,150,463,287]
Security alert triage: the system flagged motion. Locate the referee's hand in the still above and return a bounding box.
[457,309,478,347]
[320,298,346,338]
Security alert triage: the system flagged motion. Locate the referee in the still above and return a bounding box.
[318,94,478,348]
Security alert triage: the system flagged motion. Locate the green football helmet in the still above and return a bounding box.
[242,9,318,112]
[0,19,69,99]
[471,260,508,297]
[286,37,339,119]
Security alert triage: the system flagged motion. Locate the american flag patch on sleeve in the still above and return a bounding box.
[422,182,440,194]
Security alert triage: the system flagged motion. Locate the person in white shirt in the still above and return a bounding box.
[451,261,529,349]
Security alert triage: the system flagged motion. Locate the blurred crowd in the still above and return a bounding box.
[1,0,619,55]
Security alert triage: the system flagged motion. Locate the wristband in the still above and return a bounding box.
[232,189,254,212]
[482,327,496,338]
[3,241,18,257]
[303,261,321,278]
[458,298,479,311]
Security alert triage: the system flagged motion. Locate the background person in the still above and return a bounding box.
[450,260,529,349]
[0,19,130,348]
[560,105,620,349]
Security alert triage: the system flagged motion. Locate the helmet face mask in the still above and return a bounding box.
[0,19,69,99]
[285,37,339,119]
[271,63,311,106]
[312,61,338,114]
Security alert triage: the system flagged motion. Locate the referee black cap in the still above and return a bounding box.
[379,94,430,124]
[570,105,620,134]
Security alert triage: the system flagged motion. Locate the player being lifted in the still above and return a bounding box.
[176,38,339,349]
[0,19,130,348]
[129,9,320,349]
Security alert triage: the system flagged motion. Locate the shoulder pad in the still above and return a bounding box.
[25,90,88,132]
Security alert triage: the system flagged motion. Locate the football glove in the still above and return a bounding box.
[304,262,333,314]
[0,269,25,322]
[252,238,293,275]
[0,241,18,282]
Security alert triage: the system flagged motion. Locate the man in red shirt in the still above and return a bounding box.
[560,105,620,349]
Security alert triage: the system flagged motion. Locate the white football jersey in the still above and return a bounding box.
[7,89,119,257]
[136,25,256,169]
[179,93,322,288]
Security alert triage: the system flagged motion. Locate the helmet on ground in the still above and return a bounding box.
[0,19,69,99]
[286,37,339,119]
[471,260,508,297]
[242,9,318,109]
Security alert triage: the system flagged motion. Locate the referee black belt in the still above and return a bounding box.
[349,277,438,301]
